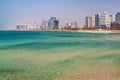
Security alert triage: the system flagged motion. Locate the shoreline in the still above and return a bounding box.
[0,29,120,34]
[77,29,120,34]
[40,29,120,34]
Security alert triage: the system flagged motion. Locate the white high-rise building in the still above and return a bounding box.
[92,16,95,27]
[100,11,110,29]
[109,15,116,22]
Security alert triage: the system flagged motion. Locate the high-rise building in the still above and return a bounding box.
[53,20,59,29]
[92,16,95,27]
[86,17,92,28]
[48,17,59,29]
[116,12,120,22]
[95,13,100,28]
[109,15,116,22]
[100,11,110,29]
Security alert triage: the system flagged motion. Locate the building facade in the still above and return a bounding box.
[100,11,110,29]
[116,12,120,22]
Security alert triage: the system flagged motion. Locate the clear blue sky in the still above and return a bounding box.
[0,0,119,29]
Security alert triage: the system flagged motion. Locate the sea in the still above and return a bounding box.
[0,31,120,52]
[0,31,120,80]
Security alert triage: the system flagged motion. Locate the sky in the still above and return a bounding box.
[0,0,119,29]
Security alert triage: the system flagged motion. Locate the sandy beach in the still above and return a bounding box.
[77,29,120,34]
[39,29,120,34]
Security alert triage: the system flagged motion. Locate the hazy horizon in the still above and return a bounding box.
[0,0,120,29]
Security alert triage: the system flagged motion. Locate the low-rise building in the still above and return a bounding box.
[110,22,120,30]
[17,24,28,30]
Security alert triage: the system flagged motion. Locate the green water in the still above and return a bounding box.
[0,31,120,80]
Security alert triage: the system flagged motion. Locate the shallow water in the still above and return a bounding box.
[0,31,120,80]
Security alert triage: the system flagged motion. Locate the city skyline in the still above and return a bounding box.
[0,0,120,29]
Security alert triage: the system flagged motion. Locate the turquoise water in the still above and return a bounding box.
[0,31,120,80]
[0,31,119,51]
